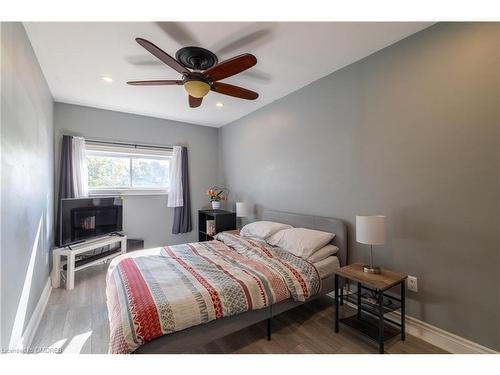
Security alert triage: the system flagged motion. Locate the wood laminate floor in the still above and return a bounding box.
[32,263,447,354]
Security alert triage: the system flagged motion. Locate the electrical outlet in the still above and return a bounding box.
[407,276,418,292]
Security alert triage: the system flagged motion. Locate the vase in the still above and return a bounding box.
[211,201,221,209]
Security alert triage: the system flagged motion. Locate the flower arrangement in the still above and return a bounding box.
[207,187,226,202]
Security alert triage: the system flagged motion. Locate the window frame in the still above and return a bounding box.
[85,143,172,196]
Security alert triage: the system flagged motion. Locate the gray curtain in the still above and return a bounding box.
[172,147,192,234]
[56,135,75,246]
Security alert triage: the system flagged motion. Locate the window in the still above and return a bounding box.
[85,142,172,195]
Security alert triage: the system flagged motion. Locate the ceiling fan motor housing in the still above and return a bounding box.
[175,46,218,71]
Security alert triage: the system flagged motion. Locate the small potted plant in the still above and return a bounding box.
[207,187,226,209]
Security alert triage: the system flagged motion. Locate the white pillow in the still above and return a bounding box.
[240,221,293,239]
[267,228,335,259]
[307,244,339,263]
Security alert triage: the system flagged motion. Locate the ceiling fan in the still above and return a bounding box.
[127,38,259,108]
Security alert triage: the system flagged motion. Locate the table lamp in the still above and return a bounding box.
[236,202,249,229]
[356,215,386,274]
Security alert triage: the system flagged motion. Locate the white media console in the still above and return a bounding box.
[52,234,127,290]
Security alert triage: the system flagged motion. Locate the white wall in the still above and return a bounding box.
[1,22,54,348]
[53,102,219,248]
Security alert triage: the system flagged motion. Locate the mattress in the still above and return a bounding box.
[313,256,340,279]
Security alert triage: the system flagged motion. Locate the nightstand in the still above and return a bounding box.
[334,263,407,353]
[198,209,236,241]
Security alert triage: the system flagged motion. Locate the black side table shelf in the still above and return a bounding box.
[334,263,407,354]
[198,209,236,241]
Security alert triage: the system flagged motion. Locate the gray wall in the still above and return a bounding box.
[1,23,54,348]
[54,103,219,248]
[219,23,500,350]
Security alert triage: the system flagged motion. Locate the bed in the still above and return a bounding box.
[106,210,347,354]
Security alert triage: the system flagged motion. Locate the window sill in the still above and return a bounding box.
[89,190,168,197]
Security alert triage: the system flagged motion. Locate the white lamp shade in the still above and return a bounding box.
[236,202,249,217]
[356,215,386,245]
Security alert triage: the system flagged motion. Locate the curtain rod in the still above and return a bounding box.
[85,138,175,151]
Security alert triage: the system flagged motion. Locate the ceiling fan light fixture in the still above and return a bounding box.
[184,80,210,98]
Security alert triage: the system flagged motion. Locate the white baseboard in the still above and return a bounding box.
[328,291,497,354]
[386,310,497,354]
[17,277,52,349]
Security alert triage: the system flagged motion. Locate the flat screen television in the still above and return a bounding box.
[59,197,123,246]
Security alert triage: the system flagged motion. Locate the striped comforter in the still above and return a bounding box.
[106,232,320,353]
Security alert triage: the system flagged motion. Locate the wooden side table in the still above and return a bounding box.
[334,263,407,354]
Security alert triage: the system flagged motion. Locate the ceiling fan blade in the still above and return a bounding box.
[189,95,203,108]
[156,22,200,47]
[204,54,257,82]
[127,80,183,85]
[239,68,271,82]
[125,55,164,67]
[211,82,258,100]
[135,38,190,75]
[213,26,275,56]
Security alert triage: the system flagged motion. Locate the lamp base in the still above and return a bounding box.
[363,265,381,274]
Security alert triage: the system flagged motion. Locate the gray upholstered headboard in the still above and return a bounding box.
[261,210,348,266]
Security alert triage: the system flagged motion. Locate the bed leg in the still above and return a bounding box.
[267,318,272,341]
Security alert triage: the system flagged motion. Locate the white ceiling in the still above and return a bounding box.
[25,22,432,127]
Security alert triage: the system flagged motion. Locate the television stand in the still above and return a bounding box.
[51,234,127,290]
[109,232,125,237]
